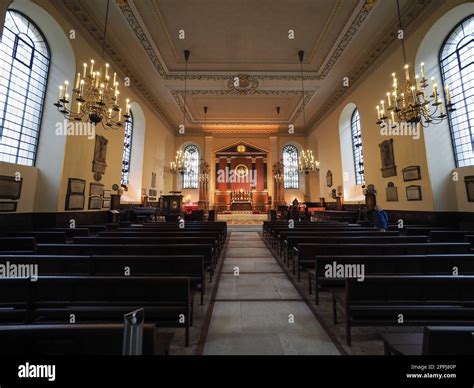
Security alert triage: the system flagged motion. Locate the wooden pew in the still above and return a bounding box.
[430,230,474,242]
[36,244,216,282]
[277,231,400,261]
[0,323,174,355]
[332,275,474,345]
[38,228,90,237]
[2,232,66,244]
[0,254,207,304]
[268,226,375,246]
[0,276,192,346]
[100,231,224,249]
[0,237,36,254]
[382,326,474,355]
[308,254,474,304]
[294,243,471,281]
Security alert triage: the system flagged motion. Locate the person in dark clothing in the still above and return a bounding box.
[373,205,389,231]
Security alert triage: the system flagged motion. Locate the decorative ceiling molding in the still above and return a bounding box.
[319,0,377,77]
[204,127,280,135]
[308,0,437,130]
[60,0,175,130]
[117,0,377,81]
[170,89,315,126]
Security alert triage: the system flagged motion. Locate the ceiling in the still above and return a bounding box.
[55,0,441,135]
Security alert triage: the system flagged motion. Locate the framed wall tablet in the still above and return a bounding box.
[66,194,85,210]
[0,201,17,212]
[102,199,111,209]
[402,166,421,182]
[103,190,111,199]
[68,178,86,195]
[89,196,103,210]
[90,182,104,197]
[0,175,23,200]
[386,182,398,202]
[406,185,422,201]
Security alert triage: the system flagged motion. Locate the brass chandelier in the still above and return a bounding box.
[376,0,455,128]
[297,50,319,175]
[54,0,130,129]
[170,50,191,175]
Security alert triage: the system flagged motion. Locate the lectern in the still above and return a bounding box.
[160,193,183,214]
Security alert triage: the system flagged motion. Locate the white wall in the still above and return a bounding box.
[416,3,474,212]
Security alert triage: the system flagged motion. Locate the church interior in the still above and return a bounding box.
[0,0,473,376]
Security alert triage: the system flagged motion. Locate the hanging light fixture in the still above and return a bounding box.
[199,106,210,183]
[375,0,455,128]
[54,0,130,129]
[170,50,191,175]
[297,50,319,175]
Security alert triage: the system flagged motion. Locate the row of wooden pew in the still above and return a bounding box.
[263,220,474,352]
[0,221,228,351]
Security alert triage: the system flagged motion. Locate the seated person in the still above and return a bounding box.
[373,205,388,231]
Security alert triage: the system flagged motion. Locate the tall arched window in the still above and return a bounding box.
[283,144,299,189]
[121,110,133,185]
[440,16,474,167]
[351,108,365,185]
[183,144,199,189]
[0,10,50,166]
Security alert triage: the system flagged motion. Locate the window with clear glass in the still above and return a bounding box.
[439,16,474,167]
[0,10,50,166]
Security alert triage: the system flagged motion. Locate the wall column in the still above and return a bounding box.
[269,136,278,207]
[205,136,214,206]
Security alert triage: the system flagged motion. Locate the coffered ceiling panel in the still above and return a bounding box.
[56,0,443,135]
[133,0,360,72]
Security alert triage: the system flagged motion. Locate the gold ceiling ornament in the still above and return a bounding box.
[297,50,319,175]
[54,0,130,129]
[375,0,455,128]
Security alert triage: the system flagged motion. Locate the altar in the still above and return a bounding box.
[230,201,252,211]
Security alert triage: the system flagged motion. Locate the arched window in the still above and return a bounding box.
[439,16,474,167]
[0,10,50,166]
[121,110,133,185]
[351,109,365,185]
[283,144,299,189]
[183,144,199,189]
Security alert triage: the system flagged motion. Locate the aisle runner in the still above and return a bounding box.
[203,231,340,355]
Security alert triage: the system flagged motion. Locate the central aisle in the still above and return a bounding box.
[203,230,340,355]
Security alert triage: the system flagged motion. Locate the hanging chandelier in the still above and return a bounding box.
[170,50,191,175]
[54,0,129,129]
[297,50,319,174]
[376,0,455,128]
[299,149,320,175]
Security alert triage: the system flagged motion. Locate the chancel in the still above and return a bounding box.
[0,0,473,376]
